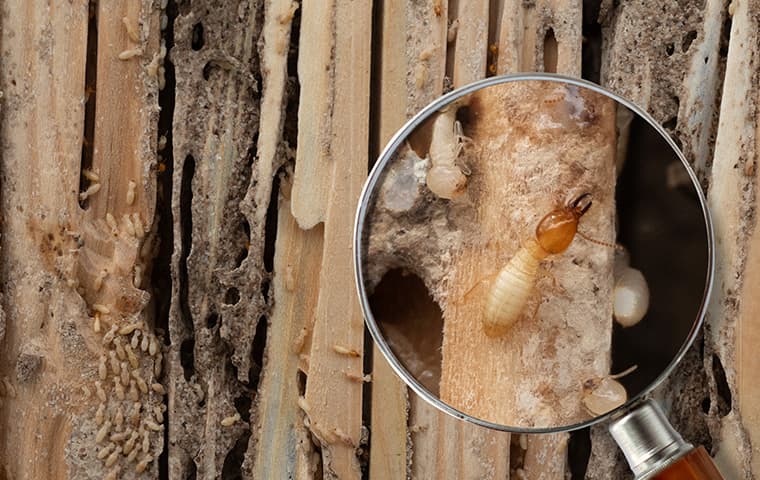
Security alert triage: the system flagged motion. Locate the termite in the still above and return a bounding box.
[135,455,153,474]
[221,413,241,427]
[114,407,124,427]
[94,304,111,315]
[105,447,122,467]
[95,381,107,402]
[79,183,101,201]
[126,180,136,205]
[123,16,140,43]
[332,345,360,357]
[98,443,114,460]
[613,248,650,327]
[96,403,106,425]
[106,213,118,235]
[151,383,166,396]
[83,169,100,182]
[118,48,144,60]
[105,467,120,480]
[114,377,126,401]
[99,355,108,380]
[474,193,603,337]
[581,365,637,416]
[96,421,112,444]
[426,104,470,199]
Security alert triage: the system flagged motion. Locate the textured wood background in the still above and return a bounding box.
[0,0,758,478]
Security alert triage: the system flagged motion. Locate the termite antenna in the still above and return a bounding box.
[576,230,624,251]
[609,364,638,379]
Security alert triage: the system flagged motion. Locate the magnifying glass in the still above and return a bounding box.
[353,75,713,445]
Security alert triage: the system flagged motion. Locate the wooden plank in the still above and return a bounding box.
[247,201,322,479]
[0,0,162,478]
[496,0,582,76]
[705,0,760,476]
[300,0,372,477]
[0,2,89,478]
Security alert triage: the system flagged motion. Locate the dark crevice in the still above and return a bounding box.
[179,154,196,333]
[191,22,205,50]
[297,370,307,396]
[360,325,374,479]
[681,30,698,53]
[186,461,197,480]
[206,312,219,329]
[711,354,732,417]
[262,171,280,274]
[581,0,603,83]
[367,0,383,167]
[154,2,178,479]
[543,28,558,73]
[487,0,501,76]
[224,287,240,305]
[221,433,250,480]
[568,428,591,479]
[180,338,196,381]
[234,394,252,423]
[78,0,99,209]
[247,315,267,388]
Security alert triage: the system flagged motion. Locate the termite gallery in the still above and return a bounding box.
[477,193,598,337]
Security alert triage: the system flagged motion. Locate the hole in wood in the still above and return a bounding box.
[711,353,732,417]
[180,338,196,381]
[543,28,559,73]
[224,287,241,305]
[682,30,698,53]
[191,22,204,50]
[369,269,443,397]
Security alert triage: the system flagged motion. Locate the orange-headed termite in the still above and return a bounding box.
[478,193,601,337]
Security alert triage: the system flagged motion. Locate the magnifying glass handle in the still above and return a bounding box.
[609,399,725,479]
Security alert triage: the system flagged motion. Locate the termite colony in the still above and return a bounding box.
[118,2,169,92]
[90,314,165,477]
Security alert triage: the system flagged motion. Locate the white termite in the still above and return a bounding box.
[104,467,120,480]
[118,48,144,60]
[105,447,122,467]
[476,194,597,337]
[135,454,153,474]
[79,183,101,201]
[151,383,166,396]
[125,344,139,369]
[123,214,136,237]
[126,180,136,206]
[106,213,118,235]
[582,365,638,416]
[97,442,115,460]
[332,345,360,358]
[122,16,140,42]
[99,355,108,380]
[221,413,241,427]
[96,421,112,444]
[114,377,126,401]
[96,403,106,426]
[613,249,650,327]
[83,169,100,182]
[114,338,126,361]
[95,381,107,403]
[425,105,470,200]
[120,363,130,386]
[94,304,111,315]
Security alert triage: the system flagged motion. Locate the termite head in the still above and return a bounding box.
[535,193,592,254]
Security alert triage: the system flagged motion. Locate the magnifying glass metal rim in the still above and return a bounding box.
[353,72,715,434]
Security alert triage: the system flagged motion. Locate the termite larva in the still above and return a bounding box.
[132,371,148,394]
[105,467,120,480]
[96,403,106,425]
[123,214,136,237]
[582,365,637,416]
[98,443,115,460]
[141,430,150,453]
[114,338,126,361]
[613,249,650,327]
[106,213,118,235]
[153,352,163,377]
[118,48,144,60]
[122,16,140,43]
[96,421,112,444]
[151,383,165,396]
[103,324,118,345]
[221,413,241,427]
[109,351,120,375]
[476,193,600,337]
[129,381,140,402]
[135,455,153,474]
[114,382,126,402]
[127,445,139,462]
[93,315,102,333]
[94,269,108,291]
[125,345,139,369]
[140,334,149,352]
[110,431,128,443]
[94,304,111,315]
[114,407,124,427]
[83,169,100,182]
[105,447,122,467]
[332,345,360,357]
[99,355,108,380]
[124,431,139,454]
[126,180,136,206]
[119,322,142,336]
[148,336,158,356]
[79,183,101,201]
[132,213,145,238]
[95,381,107,403]
[120,363,130,386]
[426,105,470,199]
[144,420,162,432]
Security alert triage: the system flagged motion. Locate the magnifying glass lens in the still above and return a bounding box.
[355,77,712,432]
